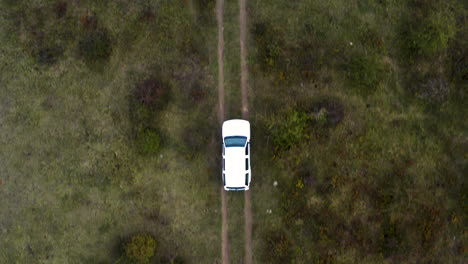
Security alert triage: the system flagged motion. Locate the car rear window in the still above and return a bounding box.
[224,136,247,147]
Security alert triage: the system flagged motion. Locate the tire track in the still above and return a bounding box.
[240,0,252,263]
[216,0,229,263]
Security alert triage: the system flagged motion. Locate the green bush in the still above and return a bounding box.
[344,52,384,95]
[269,109,311,152]
[252,22,285,74]
[135,127,161,155]
[400,3,456,61]
[400,7,456,103]
[78,29,112,63]
[124,233,157,264]
[130,102,153,126]
[128,77,172,156]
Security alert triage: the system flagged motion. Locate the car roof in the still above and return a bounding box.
[224,146,248,187]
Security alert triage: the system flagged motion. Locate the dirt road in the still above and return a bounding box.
[218,0,251,262]
[239,0,253,263]
[216,0,229,263]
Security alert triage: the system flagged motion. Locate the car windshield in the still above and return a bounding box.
[224,136,247,147]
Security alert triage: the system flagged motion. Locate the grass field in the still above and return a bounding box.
[0,1,221,263]
[0,0,466,263]
[248,0,467,263]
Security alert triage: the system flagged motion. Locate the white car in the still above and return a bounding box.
[222,119,251,191]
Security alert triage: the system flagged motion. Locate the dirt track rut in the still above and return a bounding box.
[216,0,229,263]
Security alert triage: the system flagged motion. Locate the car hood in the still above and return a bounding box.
[222,119,250,139]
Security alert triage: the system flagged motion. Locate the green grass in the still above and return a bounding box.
[248,0,467,263]
[223,0,242,118]
[0,0,220,263]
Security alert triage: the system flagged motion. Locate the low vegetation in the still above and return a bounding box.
[0,0,465,263]
[251,0,466,263]
[0,0,218,263]
[78,29,112,64]
[123,233,157,264]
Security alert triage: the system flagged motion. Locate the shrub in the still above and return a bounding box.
[262,230,293,264]
[280,178,309,221]
[379,218,405,257]
[135,127,161,155]
[128,77,171,156]
[12,4,75,66]
[448,45,467,84]
[125,233,157,264]
[194,0,216,25]
[53,1,68,19]
[447,16,468,84]
[188,81,206,103]
[37,46,63,65]
[78,29,112,63]
[400,3,457,62]
[344,52,384,95]
[252,22,285,74]
[133,78,171,111]
[80,14,98,30]
[129,102,153,126]
[269,109,311,152]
